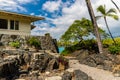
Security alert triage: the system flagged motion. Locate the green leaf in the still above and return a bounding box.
[60,17,108,45]
[96,16,102,20]
[97,5,106,14]
[107,8,117,14]
[107,14,119,20]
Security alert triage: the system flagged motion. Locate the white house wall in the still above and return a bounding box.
[0,14,31,36]
[19,20,31,34]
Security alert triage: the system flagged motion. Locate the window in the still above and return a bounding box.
[10,20,19,30]
[10,20,14,30]
[0,19,8,29]
[15,21,19,30]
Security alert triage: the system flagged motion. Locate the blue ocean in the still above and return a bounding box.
[58,47,65,53]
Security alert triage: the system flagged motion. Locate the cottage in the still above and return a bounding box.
[0,10,44,35]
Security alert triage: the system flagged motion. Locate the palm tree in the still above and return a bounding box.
[85,0,103,54]
[111,0,120,13]
[96,5,119,45]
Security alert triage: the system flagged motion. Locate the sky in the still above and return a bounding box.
[1,0,120,39]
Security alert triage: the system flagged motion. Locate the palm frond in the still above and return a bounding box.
[95,16,102,20]
[97,5,106,14]
[107,14,119,20]
[107,8,117,14]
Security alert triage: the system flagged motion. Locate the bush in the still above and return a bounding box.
[114,37,120,46]
[61,39,98,55]
[9,41,20,48]
[102,38,114,48]
[108,45,120,55]
[102,37,120,48]
[61,50,71,56]
[81,39,97,51]
[27,37,41,48]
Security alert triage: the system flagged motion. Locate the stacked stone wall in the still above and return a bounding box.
[0,34,58,53]
[39,35,58,53]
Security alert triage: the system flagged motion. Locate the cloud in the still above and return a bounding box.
[33,0,120,39]
[30,13,35,15]
[0,0,37,12]
[42,0,61,13]
[17,0,36,4]
[34,0,89,39]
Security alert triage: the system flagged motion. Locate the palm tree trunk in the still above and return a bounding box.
[104,17,116,45]
[111,0,120,13]
[85,0,103,54]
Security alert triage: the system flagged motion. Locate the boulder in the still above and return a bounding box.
[73,70,93,80]
[0,60,19,79]
[72,50,89,61]
[45,76,62,80]
[23,52,31,65]
[62,71,72,80]
[30,53,59,72]
[78,53,120,71]
[47,59,59,71]
[112,64,120,77]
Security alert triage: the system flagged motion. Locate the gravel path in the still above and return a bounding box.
[68,57,120,80]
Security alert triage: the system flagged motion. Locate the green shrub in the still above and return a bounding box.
[114,37,120,46]
[102,37,120,48]
[102,38,114,47]
[9,41,20,48]
[108,45,120,55]
[45,33,50,36]
[27,37,41,48]
[61,39,98,55]
[61,50,71,56]
[81,39,97,51]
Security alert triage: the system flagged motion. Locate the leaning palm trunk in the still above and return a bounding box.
[111,0,120,13]
[85,0,103,53]
[104,17,116,45]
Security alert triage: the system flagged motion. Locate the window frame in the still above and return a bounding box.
[0,19,8,29]
[10,20,19,30]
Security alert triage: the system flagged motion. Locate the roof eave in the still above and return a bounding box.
[0,10,45,22]
[30,17,45,22]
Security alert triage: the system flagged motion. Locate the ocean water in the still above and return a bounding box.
[58,47,65,53]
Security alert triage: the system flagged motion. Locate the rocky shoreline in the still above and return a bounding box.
[0,35,119,80]
[72,50,120,76]
[0,49,94,80]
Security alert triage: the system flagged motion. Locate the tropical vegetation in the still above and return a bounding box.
[9,41,20,48]
[58,0,120,55]
[60,18,108,47]
[27,37,41,49]
[96,5,119,45]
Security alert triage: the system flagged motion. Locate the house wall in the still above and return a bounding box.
[0,14,31,35]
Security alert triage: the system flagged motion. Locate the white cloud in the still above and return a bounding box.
[17,0,35,4]
[42,0,61,13]
[35,0,89,39]
[30,13,35,15]
[0,0,36,12]
[33,0,120,39]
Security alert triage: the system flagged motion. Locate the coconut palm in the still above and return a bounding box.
[96,5,119,45]
[85,0,103,53]
[111,0,120,13]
